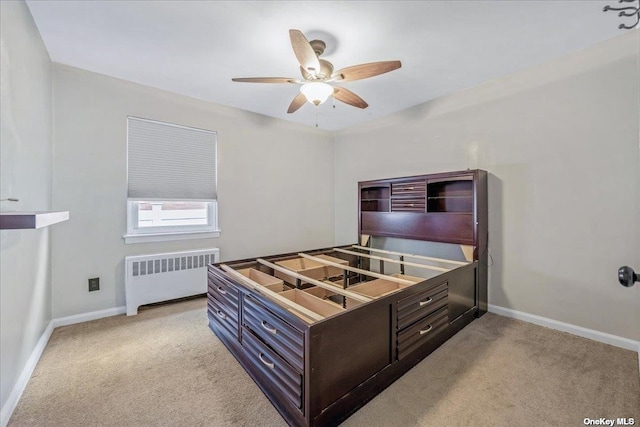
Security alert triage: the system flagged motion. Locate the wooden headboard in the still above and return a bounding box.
[358,169,487,261]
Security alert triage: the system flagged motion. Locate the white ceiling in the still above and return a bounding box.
[27,1,623,131]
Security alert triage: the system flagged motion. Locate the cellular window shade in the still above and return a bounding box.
[127,117,217,200]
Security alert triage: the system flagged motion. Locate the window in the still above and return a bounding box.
[124,117,219,244]
[137,201,209,228]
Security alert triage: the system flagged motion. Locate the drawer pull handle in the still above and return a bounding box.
[258,353,275,370]
[261,320,277,335]
[216,310,226,320]
[217,286,227,295]
[419,297,433,306]
[419,325,433,335]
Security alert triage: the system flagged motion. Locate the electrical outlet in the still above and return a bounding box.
[88,277,100,292]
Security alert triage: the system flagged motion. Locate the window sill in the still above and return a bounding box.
[123,230,221,244]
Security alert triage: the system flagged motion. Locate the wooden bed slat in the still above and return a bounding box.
[351,245,469,266]
[332,247,450,273]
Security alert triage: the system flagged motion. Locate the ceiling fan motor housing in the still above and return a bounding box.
[297,39,332,80]
[310,39,326,56]
[301,58,334,81]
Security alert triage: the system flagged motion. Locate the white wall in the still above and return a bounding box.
[0,0,53,412]
[334,32,640,341]
[51,65,335,318]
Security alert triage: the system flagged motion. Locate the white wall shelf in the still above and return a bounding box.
[0,211,69,229]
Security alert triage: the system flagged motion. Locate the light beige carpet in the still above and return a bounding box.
[9,297,640,426]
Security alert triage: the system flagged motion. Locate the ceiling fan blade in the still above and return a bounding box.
[333,86,368,109]
[231,77,296,83]
[287,92,307,114]
[289,29,321,76]
[332,61,401,82]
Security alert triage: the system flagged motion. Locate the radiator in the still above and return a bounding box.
[125,248,220,315]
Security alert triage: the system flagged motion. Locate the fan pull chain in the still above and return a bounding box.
[315,108,318,128]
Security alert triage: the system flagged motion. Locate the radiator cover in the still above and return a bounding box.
[125,248,219,315]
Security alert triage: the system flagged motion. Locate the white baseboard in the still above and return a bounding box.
[52,306,125,328]
[0,306,125,427]
[0,320,54,427]
[488,304,640,352]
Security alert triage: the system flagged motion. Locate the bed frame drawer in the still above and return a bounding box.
[208,271,239,310]
[397,282,448,330]
[397,306,449,360]
[243,294,304,372]
[207,297,238,339]
[242,327,303,411]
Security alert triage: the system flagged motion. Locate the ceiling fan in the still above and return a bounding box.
[231,29,402,114]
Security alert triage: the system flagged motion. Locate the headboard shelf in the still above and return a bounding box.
[359,169,486,251]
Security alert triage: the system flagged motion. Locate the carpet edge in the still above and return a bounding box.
[1,320,54,427]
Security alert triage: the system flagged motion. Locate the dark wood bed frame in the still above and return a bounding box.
[207,169,488,426]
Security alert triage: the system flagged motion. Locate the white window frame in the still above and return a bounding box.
[124,200,220,244]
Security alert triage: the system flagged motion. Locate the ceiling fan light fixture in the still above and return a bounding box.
[300,82,333,106]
